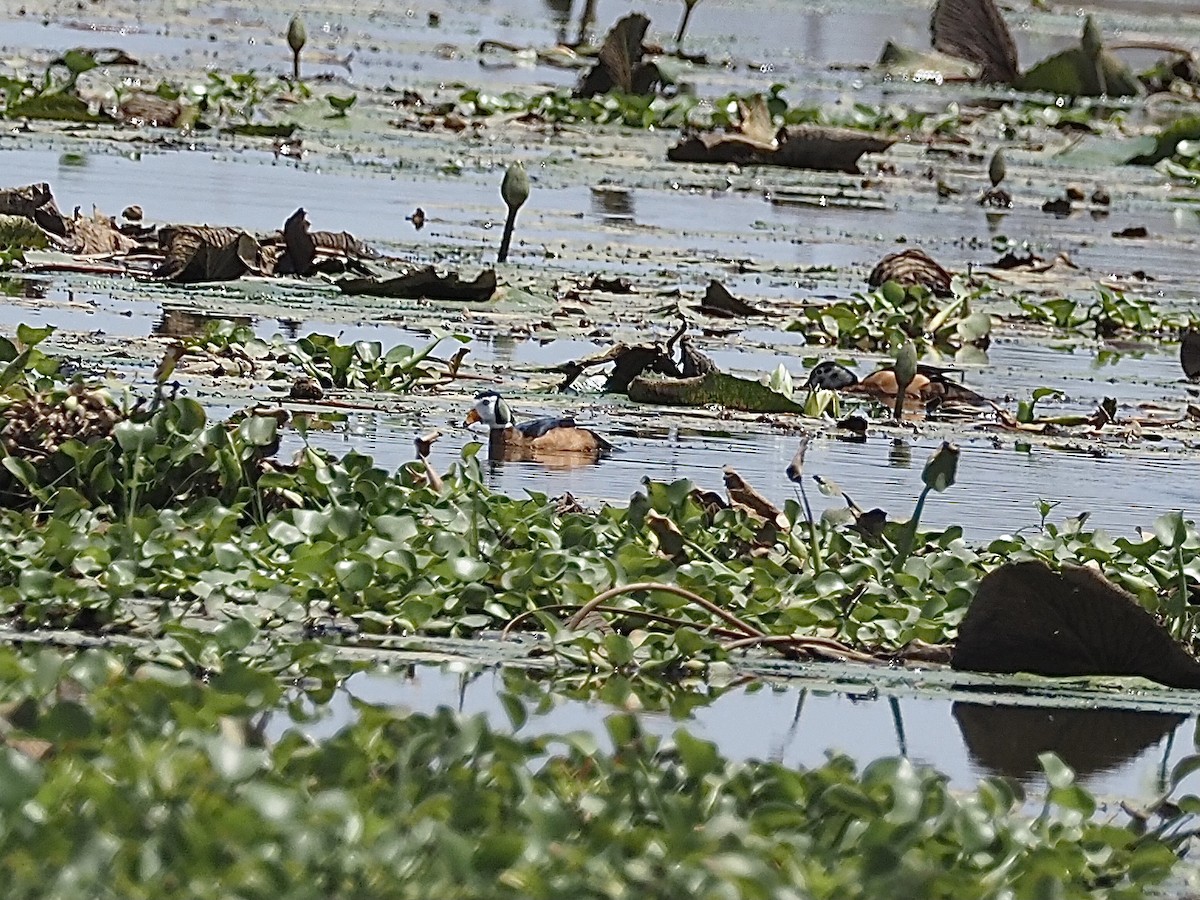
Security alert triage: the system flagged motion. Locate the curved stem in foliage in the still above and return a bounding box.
[500,603,745,640]
[720,633,878,663]
[565,582,764,638]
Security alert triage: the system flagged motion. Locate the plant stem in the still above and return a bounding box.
[893,486,931,572]
[674,3,695,44]
[1175,544,1189,642]
[498,205,519,263]
[292,51,301,82]
[798,479,823,574]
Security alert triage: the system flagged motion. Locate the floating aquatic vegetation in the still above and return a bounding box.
[1013,286,1199,337]
[0,647,1187,898]
[787,281,992,352]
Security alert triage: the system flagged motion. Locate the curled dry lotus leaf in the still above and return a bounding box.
[954,560,1200,688]
[930,0,1019,84]
[867,248,952,296]
[0,182,69,239]
[576,14,660,97]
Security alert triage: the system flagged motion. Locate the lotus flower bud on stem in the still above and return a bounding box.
[288,16,307,82]
[988,148,1006,188]
[498,162,530,264]
[892,340,918,422]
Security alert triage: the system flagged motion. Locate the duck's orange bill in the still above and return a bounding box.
[462,409,481,426]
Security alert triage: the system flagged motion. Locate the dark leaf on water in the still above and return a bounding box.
[277,208,316,277]
[930,0,1019,84]
[1016,47,1141,98]
[156,225,260,283]
[696,280,766,319]
[0,182,69,238]
[953,560,1200,688]
[670,125,895,174]
[576,14,660,97]
[336,267,497,301]
[1182,331,1200,380]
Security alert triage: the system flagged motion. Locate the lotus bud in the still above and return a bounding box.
[893,341,918,390]
[498,162,530,264]
[501,162,530,211]
[288,16,307,81]
[988,148,1006,187]
[922,441,960,493]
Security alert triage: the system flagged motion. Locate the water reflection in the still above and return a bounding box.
[590,186,636,224]
[0,277,48,300]
[278,662,1200,799]
[953,702,1182,784]
[154,307,252,337]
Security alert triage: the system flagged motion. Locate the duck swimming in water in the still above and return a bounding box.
[463,390,612,456]
[805,360,987,405]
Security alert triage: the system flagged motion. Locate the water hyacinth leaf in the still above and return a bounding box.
[1040,751,1076,789]
[238,415,279,447]
[113,421,156,454]
[674,729,720,777]
[335,559,375,592]
[451,557,489,582]
[1152,510,1188,548]
[956,311,991,343]
[0,746,41,809]
[215,617,258,652]
[498,692,528,730]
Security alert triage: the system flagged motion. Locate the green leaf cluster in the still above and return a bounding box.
[0,645,1183,899]
[787,281,992,352]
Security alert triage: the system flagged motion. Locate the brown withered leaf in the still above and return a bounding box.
[156,225,260,282]
[696,280,767,318]
[0,182,69,238]
[723,465,787,527]
[336,267,497,301]
[68,208,138,255]
[576,14,660,97]
[931,0,1019,84]
[868,248,952,296]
